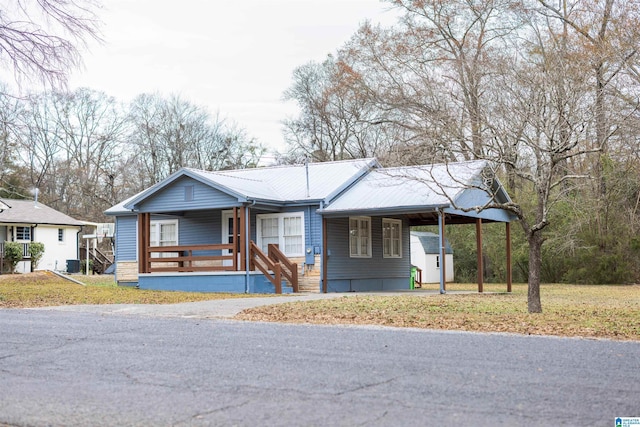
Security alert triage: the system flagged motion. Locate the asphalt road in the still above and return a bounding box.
[0,309,638,426]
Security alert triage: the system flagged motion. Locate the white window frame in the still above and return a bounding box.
[15,226,31,241]
[58,228,64,243]
[256,212,305,257]
[382,218,402,258]
[349,216,372,258]
[149,219,179,258]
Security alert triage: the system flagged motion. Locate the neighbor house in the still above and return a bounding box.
[410,231,454,284]
[0,198,84,273]
[105,158,517,294]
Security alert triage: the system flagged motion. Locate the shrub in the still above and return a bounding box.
[28,242,45,270]
[3,241,24,273]
[80,259,94,274]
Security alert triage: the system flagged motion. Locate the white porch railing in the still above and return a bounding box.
[0,242,31,258]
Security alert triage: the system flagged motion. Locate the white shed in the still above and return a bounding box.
[410,231,454,284]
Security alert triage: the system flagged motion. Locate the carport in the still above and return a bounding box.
[318,160,518,293]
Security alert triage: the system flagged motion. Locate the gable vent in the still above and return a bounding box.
[184,185,194,202]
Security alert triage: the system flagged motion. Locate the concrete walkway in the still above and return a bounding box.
[32,289,461,319]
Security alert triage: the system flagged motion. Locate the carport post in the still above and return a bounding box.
[476,218,483,293]
[438,209,446,294]
[506,222,512,293]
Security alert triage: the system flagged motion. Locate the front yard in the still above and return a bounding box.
[1,271,638,341]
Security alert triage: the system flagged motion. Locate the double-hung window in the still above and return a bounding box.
[382,218,402,258]
[349,216,371,258]
[149,220,178,258]
[256,212,304,257]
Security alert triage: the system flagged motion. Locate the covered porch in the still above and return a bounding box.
[135,207,299,294]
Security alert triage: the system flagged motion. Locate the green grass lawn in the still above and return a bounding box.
[1,271,638,341]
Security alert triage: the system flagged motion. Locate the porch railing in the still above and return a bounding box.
[0,242,31,259]
[267,244,299,293]
[147,244,235,273]
[249,241,283,294]
[143,241,299,294]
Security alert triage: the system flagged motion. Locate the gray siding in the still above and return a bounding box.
[137,176,239,213]
[326,216,410,281]
[115,215,137,261]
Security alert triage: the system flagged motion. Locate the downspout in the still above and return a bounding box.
[438,209,446,294]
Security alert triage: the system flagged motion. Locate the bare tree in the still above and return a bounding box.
[0,0,101,88]
[0,87,25,197]
[283,56,396,162]
[340,0,521,164]
[127,93,264,187]
[18,88,127,219]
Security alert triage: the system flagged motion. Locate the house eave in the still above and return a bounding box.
[123,168,250,211]
[318,204,450,218]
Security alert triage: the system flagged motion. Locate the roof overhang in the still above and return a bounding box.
[123,168,250,212]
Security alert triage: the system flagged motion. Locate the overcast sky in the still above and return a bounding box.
[68,0,400,156]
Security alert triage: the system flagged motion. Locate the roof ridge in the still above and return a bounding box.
[188,158,377,175]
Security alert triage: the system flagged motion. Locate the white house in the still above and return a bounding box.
[410,231,454,284]
[0,198,84,273]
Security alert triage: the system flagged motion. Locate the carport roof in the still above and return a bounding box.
[319,160,517,224]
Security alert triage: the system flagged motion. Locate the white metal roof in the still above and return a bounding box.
[192,158,379,201]
[321,160,490,214]
[105,158,379,214]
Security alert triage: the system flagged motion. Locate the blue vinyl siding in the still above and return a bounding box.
[136,176,239,213]
[178,210,222,245]
[325,216,410,291]
[115,215,138,261]
[249,206,323,256]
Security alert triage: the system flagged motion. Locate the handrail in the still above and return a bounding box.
[268,244,298,292]
[80,246,115,274]
[249,241,282,294]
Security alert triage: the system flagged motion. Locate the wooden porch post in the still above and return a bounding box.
[138,213,150,274]
[239,206,246,271]
[476,218,483,293]
[506,221,512,293]
[322,217,328,293]
[232,207,238,271]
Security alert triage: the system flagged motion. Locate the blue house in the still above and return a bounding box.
[105,158,517,294]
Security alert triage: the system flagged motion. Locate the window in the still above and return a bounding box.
[15,226,31,241]
[256,212,304,256]
[58,228,64,242]
[349,217,371,258]
[382,218,402,258]
[149,220,178,258]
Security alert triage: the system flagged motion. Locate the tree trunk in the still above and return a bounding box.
[527,232,544,313]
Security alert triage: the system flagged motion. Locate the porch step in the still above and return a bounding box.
[297,283,319,293]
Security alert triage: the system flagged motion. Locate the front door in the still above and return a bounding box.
[221,210,240,267]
